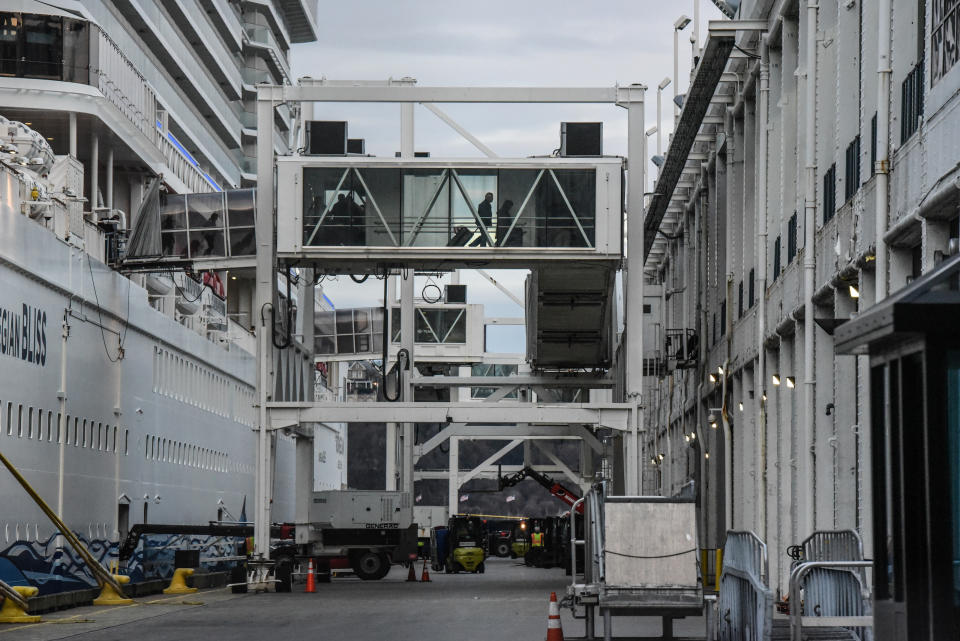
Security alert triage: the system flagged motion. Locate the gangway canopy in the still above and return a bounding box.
[276,156,623,270]
[123,185,258,270]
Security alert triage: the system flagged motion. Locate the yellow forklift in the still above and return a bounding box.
[445,515,486,573]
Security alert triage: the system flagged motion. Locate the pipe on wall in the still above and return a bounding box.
[801,0,819,536]
[875,0,891,300]
[756,37,771,537]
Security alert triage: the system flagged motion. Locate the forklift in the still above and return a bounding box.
[445,515,486,573]
[510,519,530,559]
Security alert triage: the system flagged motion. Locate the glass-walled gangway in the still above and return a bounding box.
[276,157,623,269]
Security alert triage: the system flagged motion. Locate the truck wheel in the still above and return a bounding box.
[495,542,510,557]
[274,556,293,592]
[351,550,391,581]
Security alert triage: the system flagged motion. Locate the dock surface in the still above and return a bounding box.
[0,558,706,640]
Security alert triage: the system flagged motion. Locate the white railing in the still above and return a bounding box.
[93,27,157,144]
[91,25,217,194]
[158,132,216,193]
[244,25,290,83]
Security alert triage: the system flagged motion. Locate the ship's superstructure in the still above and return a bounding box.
[0,0,324,594]
[641,0,960,599]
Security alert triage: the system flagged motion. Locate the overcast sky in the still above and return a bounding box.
[289,2,725,351]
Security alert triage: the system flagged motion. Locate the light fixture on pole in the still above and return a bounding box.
[772,374,781,386]
[656,76,671,176]
[673,15,692,123]
[849,284,860,299]
[786,376,796,389]
[645,126,657,192]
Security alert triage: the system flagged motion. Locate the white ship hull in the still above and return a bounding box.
[0,168,297,593]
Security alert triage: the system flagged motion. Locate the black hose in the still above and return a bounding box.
[350,274,369,283]
[270,271,294,349]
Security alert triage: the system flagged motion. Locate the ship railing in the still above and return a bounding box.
[91,26,214,194]
[244,24,291,84]
[91,26,157,145]
[157,130,217,193]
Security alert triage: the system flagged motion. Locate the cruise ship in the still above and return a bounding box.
[0,0,325,594]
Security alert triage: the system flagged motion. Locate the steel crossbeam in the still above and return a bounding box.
[266,401,632,431]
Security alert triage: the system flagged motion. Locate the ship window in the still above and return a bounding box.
[47,411,52,442]
[0,14,18,77]
[22,14,61,80]
[5,402,9,435]
[26,406,32,439]
[112,426,117,452]
[124,429,129,456]
[56,413,61,443]
[17,404,22,437]
[81,419,86,447]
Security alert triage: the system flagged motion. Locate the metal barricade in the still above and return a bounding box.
[717,531,774,641]
[789,530,873,641]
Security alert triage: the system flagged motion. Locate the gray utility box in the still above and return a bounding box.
[308,490,413,529]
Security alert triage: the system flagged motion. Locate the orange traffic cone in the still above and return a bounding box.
[406,563,418,582]
[420,559,431,582]
[305,558,316,593]
[546,591,564,641]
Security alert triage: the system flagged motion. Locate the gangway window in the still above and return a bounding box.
[278,157,622,265]
[158,189,257,259]
[315,305,474,357]
[391,307,467,345]
[301,166,596,249]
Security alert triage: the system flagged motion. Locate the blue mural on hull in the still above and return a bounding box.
[0,533,241,596]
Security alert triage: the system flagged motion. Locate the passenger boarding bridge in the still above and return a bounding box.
[249,80,651,568]
[275,156,623,269]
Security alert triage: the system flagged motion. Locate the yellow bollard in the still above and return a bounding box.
[163,568,198,595]
[0,586,41,624]
[715,549,723,592]
[93,574,134,606]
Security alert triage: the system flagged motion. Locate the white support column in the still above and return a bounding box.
[386,274,397,490]
[68,112,77,159]
[297,269,317,520]
[401,103,414,157]
[254,90,277,558]
[399,101,415,495]
[106,147,114,211]
[623,84,646,495]
[90,134,99,210]
[448,436,459,515]
[400,271,415,494]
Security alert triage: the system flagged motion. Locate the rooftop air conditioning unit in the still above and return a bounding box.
[560,122,603,157]
[444,284,467,304]
[305,121,347,155]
